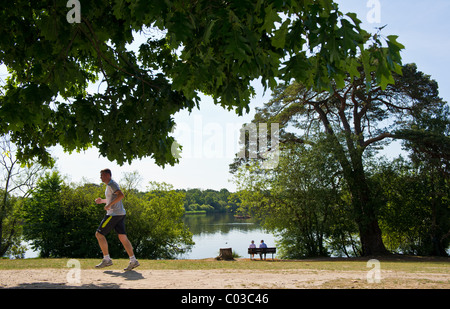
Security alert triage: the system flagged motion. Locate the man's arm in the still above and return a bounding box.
[104,190,124,211]
[95,198,107,204]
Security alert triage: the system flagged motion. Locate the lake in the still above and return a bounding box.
[23,212,278,259]
[179,213,278,259]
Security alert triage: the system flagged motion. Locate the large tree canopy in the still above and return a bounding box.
[231,63,448,255]
[0,0,403,166]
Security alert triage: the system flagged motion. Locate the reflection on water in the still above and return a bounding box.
[179,213,278,259]
[23,213,278,260]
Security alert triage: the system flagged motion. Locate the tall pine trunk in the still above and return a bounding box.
[330,134,390,256]
[351,186,389,256]
[346,159,390,256]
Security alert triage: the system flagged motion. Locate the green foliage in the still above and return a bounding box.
[396,104,450,173]
[187,204,214,213]
[126,182,194,259]
[22,172,104,258]
[234,139,359,258]
[0,193,25,258]
[0,0,403,167]
[381,104,450,256]
[232,63,448,257]
[374,158,450,256]
[0,136,48,257]
[21,173,193,259]
[182,188,237,213]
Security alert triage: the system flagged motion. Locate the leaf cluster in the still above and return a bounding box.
[21,172,193,259]
[0,0,404,166]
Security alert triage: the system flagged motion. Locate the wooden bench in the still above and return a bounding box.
[248,248,276,260]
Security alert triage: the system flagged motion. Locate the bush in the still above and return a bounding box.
[22,173,194,259]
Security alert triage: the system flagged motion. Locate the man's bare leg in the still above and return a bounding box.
[96,231,109,256]
[118,234,140,271]
[95,232,113,268]
[118,234,134,257]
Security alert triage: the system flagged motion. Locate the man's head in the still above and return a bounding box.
[100,168,112,184]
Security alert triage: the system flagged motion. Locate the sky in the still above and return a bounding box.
[2,1,450,192]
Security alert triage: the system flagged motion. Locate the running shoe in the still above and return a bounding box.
[124,260,140,271]
[95,259,113,268]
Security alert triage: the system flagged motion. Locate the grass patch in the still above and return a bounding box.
[0,256,448,273]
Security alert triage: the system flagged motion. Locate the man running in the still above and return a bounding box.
[95,168,139,271]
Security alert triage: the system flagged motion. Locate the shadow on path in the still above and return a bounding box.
[3,281,121,289]
[104,270,145,281]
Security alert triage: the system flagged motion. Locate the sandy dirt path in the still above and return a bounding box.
[0,268,449,289]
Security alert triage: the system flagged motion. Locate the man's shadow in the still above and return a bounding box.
[104,270,145,281]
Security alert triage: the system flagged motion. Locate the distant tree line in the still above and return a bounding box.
[179,188,239,213]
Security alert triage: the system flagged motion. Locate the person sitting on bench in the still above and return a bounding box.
[249,240,256,259]
[259,240,268,260]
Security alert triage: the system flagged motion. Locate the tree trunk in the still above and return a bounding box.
[319,115,390,256]
[340,146,390,257]
[350,172,390,256]
[216,248,234,260]
[358,218,389,256]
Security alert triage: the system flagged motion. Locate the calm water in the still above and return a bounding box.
[23,213,278,259]
[179,213,278,259]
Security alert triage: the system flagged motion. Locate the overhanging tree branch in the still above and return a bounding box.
[362,132,395,148]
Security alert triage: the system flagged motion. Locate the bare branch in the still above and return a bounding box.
[362,132,395,148]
